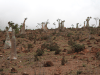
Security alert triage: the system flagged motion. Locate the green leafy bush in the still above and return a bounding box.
[36,48,44,56]
[67,33,73,37]
[77,70,82,75]
[68,39,76,46]
[34,54,39,61]
[55,49,61,55]
[49,42,60,51]
[28,44,32,49]
[72,43,85,53]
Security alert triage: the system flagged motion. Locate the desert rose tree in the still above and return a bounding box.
[8,29,17,60]
[20,18,27,34]
[4,26,11,49]
[86,17,92,27]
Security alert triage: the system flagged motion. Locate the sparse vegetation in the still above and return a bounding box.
[1,20,100,75]
[36,48,44,56]
[71,43,85,53]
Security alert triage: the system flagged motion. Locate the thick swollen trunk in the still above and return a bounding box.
[4,31,11,49]
[10,29,17,59]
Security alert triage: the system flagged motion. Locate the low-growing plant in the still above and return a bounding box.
[34,54,39,61]
[82,64,86,67]
[29,33,33,40]
[53,37,56,40]
[96,52,100,58]
[67,32,73,37]
[49,42,60,51]
[61,56,66,65]
[36,48,44,56]
[55,49,61,55]
[28,44,32,49]
[77,70,82,75]
[68,38,76,46]
[71,43,85,53]
[41,35,49,40]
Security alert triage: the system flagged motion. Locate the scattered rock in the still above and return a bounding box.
[22,72,29,75]
[88,45,92,47]
[44,61,54,67]
[11,68,18,73]
[17,51,20,54]
[73,55,79,59]
[87,42,91,45]
[79,51,85,55]
[0,68,3,71]
[1,63,5,67]
[21,47,25,52]
[94,42,98,44]
[84,49,90,53]
[63,49,67,52]
[0,53,3,57]
[96,39,100,42]
[0,41,3,47]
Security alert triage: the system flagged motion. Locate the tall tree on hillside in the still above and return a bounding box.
[94,17,99,27]
[86,17,92,27]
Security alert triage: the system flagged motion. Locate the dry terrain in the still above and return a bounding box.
[0,27,100,75]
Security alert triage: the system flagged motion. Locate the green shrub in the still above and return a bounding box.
[34,54,39,61]
[67,33,73,37]
[55,49,61,55]
[61,56,65,65]
[29,33,33,40]
[41,35,49,40]
[36,48,44,56]
[49,42,60,51]
[82,64,86,67]
[28,44,32,49]
[53,37,56,40]
[77,70,82,75]
[68,39,76,46]
[96,52,100,58]
[72,43,85,53]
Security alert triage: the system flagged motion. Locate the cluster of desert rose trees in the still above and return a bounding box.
[4,18,27,60]
[57,18,65,31]
[4,17,100,60]
[4,28,17,60]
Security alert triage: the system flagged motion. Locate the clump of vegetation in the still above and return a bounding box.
[43,61,54,67]
[34,34,37,44]
[28,44,32,49]
[53,37,56,40]
[61,56,66,65]
[29,33,33,40]
[49,42,59,51]
[55,48,61,55]
[96,52,100,58]
[77,70,82,75]
[52,31,56,35]
[82,64,86,67]
[71,43,85,53]
[8,21,20,34]
[34,54,39,61]
[36,48,44,56]
[67,32,73,37]
[41,35,49,40]
[68,38,76,46]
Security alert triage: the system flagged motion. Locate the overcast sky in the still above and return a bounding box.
[0,0,100,31]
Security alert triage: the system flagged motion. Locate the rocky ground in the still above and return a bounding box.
[0,27,100,75]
